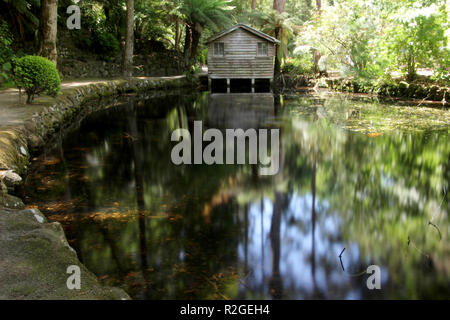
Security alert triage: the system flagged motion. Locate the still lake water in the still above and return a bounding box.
[22,91,449,299]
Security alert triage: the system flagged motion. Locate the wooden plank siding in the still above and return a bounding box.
[207,28,276,79]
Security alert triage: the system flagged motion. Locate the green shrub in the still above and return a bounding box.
[71,30,93,52]
[92,31,120,59]
[71,29,119,60]
[14,55,61,104]
[282,56,315,76]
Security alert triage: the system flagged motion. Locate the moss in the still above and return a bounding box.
[0,208,130,299]
[0,193,25,209]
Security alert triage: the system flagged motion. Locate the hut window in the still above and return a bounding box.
[214,42,224,56]
[258,42,268,56]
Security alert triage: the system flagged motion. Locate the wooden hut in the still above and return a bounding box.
[206,24,280,91]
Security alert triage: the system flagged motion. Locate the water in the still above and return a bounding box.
[22,91,449,299]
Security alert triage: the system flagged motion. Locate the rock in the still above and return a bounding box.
[0,193,25,209]
[0,180,7,194]
[0,170,22,189]
[20,146,27,156]
[0,207,131,299]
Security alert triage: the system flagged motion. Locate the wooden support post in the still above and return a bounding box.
[227,78,230,93]
[251,78,255,93]
[208,77,212,91]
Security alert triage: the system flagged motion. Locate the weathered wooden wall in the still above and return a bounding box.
[208,28,276,79]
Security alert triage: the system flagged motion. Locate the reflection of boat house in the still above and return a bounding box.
[207,93,275,129]
[206,24,280,92]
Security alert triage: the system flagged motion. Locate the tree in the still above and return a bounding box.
[385,0,449,81]
[273,0,286,82]
[316,0,321,11]
[250,0,257,26]
[179,0,234,67]
[0,0,40,40]
[38,0,58,65]
[123,0,134,77]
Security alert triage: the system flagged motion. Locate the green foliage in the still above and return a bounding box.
[0,0,40,39]
[67,1,121,59]
[198,47,208,65]
[134,0,178,50]
[93,30,120,58]
[71,29,120,60]
[248,9,298,61]
[178,0,234,66]
[0,21,15,84]
[385,0,449,80]
[296,0,449,82]
[14,55,61,103]
[178,0,234,31]
[2,0,448,87]
[282,56,314,76]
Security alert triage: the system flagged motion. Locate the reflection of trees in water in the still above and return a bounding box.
[281,96,449,298]
[63,93,242,299]
[24,93,450,299]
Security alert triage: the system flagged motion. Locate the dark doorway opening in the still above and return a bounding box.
[210,78,271,94]
[230,79,252,93]
[254,79,271,93]
[211,79,227,93]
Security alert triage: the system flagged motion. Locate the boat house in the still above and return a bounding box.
[206,24,280,92]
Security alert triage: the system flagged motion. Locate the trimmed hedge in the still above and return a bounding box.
[14,55,61,104]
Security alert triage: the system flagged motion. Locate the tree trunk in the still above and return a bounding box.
[123,0,134,77]
[183,24,192,67]
[274,26,281,83]
[273,0,286,13]
[273,0,286,84]
[175,18,181,51]
[406,49,416,81]
[189,28,201,67]
[251,0,257,26]
[312,1,322,75]
[38,0,58,65]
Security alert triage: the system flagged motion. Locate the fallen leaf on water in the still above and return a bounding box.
[367,132,383,137]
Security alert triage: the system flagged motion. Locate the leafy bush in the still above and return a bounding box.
[282,56,314,76]
[71,30,93,52]
[71,29,119,60]
[92,30,120,59]
[14,55,61,103]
